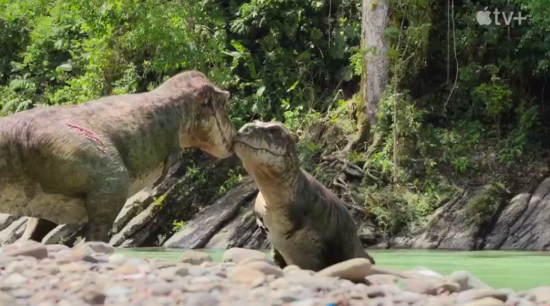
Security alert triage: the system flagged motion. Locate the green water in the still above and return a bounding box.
[117,248,550,291]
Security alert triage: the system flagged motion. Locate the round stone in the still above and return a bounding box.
[222,248,268,264]
[316,258,373,281]
[179,250,213,265]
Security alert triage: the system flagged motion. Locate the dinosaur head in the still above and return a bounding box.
[159,71,237,159]
[233,121,301,182]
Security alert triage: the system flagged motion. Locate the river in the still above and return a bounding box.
[117,248,550,291]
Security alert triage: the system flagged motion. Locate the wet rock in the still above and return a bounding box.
[179,250,213,265]
[316,258,373,281]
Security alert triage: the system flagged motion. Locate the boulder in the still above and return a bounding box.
[112,154,242,247]
[392,191,479,250]
[501,177,550,250]
[388,185,508,251]
[206,200,270,250]
[112,189,155,234]
[0,217,27,245]
[163,177,258,248]
[0,214,18,232]
[483,193,531,250]
[42,222,86,246]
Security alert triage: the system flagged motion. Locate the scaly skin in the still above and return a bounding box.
[234,121,375,271]
[0,70,237,243]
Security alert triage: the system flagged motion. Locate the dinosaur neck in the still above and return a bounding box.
[251,167,304,209]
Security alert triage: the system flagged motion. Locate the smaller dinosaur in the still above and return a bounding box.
[233,121,375,271]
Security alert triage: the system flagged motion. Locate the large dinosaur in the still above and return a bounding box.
[0,70,236,243]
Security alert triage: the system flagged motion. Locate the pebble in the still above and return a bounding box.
[180,250,213,265]
[3,241,48,260]
[400,278,461,295]
[447,270,492,291]
[113,264,140,275]
[529,286,550,302]
[108,253,127,265]
[0,241,542,306]
[77,242,115,254]
[316,258,373,281]
[283,265,300,274]
[45,244,70,253]
[228,267,266,288]
[3,273,28,286]
[222,248,268,264]
[235,260,284,277]
[457,289,508,303]
[463,297,506,306]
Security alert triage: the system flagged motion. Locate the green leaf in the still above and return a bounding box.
[287,81,299,92]
[58,63,73,71]
[256,85,266,96]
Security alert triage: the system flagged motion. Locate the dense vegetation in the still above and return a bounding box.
[1,0,549,239]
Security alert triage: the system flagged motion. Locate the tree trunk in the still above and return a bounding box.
[343,0,390,155]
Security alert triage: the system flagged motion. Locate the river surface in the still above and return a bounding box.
[117,248,550,291]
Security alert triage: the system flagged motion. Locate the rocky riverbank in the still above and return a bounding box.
[0,240,548,306]
[1,149,550,252]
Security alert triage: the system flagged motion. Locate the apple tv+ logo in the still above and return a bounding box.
[476,6,528,26]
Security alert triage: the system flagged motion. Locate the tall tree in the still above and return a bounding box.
[343,0,390,155]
